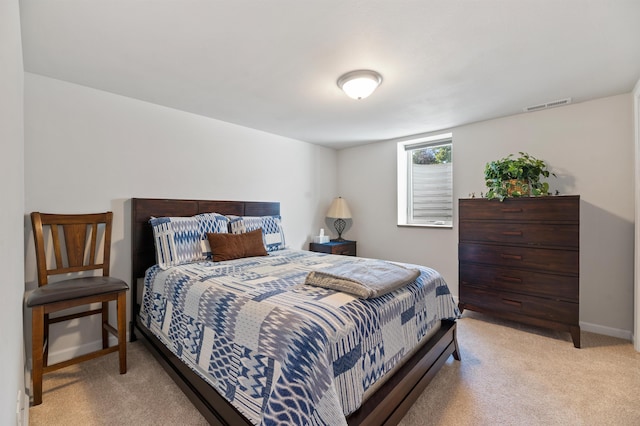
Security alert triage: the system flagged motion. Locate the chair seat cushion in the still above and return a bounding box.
[27,276,129,307]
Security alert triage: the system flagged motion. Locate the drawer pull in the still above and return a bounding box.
[498,275,522,283]
[501,253,522,260]
[502,298,522,308]
[501,208,523,213]
[501,231,523,236]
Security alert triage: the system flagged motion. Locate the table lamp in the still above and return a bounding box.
[326,197,352,241]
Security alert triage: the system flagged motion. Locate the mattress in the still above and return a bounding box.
[139,249,459,425]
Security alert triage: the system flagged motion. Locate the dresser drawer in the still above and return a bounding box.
[460,286,578,325]
[459,243,578,275]
[459,222,579,248]
[459,196,579,222]
[459,263,578,301]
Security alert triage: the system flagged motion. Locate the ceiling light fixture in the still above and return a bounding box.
[337,70,382,100]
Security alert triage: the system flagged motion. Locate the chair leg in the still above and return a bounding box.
[117,291,127,374]
[31,306,45,406]
[102,301,109,349]
[43,313,49,367]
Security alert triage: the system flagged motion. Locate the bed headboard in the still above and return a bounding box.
[130,198,280,333]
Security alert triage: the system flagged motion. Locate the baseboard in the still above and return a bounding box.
[20,389,29,426]
[457,306,632,342]
[26,334,127,406]
[44,333,127,366]
[40,320,631,365]
[580,321,633,341]
[22,364,30,423]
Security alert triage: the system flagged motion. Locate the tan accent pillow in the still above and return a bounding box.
[207,228,268,262]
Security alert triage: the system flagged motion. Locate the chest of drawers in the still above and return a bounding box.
[458,196,580,347]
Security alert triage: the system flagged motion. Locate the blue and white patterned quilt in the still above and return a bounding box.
[140,249,459,425]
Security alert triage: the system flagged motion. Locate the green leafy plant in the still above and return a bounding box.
[484,152,555,201]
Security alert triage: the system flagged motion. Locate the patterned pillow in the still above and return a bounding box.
[228,215,286,252]
[150,213,229,269]
[196,213,230,258]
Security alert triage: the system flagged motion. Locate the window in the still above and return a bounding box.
[397,133,453,227]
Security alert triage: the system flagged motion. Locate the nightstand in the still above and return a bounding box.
[309,240,357,256]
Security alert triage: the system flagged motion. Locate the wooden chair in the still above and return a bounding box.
[26,212,128,405]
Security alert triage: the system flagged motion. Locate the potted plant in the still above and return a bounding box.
[484,152,555,201]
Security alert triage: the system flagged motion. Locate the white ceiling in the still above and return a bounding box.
[20,0,640,149]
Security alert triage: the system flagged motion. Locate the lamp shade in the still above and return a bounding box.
[326,197,352,219]
[337,70,382,100]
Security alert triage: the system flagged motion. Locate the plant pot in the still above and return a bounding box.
[503,179,530,197]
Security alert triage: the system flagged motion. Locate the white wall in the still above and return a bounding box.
[339,94,634,337]
[24,73,337,362]
[1,0,27,422]
[634,77,640,351]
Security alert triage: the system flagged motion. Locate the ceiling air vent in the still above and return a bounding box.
[523,97,572,113]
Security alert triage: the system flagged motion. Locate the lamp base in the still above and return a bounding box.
[333,218,347,242]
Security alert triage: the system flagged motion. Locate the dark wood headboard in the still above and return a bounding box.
[130,198,280,336]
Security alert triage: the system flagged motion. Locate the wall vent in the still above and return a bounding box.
[523,97,572,112]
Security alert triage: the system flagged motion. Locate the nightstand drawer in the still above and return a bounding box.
[459,196,579,222]
[459,243,578,274]
[459,263,578,301]
[460,286,578,325]
[309,240,356,256]
[459,222,579,248]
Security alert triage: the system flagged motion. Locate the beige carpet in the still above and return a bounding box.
[29,312,640,425]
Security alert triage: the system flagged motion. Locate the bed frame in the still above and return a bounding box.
[130,197,460,426]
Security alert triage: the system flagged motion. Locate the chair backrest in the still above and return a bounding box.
[31,212,114,286]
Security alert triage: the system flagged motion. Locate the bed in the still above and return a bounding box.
[130,198,460,425]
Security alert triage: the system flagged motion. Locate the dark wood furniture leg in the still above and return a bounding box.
[31,306,45,406]
[570,326,581,349]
